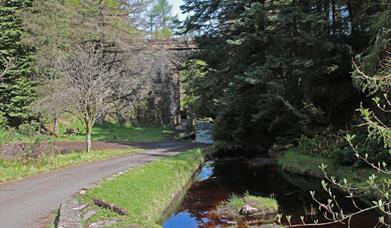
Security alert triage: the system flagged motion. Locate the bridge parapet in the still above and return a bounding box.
[130,39,198,50]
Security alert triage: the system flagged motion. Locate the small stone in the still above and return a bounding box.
[79,190,87,195]
[73,204,87,211]
[82,185,96,190]
[83,210,97,220]
[240,204,260,215]
[88,219,119,228]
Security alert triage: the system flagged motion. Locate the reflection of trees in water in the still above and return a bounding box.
[170,159,379,227]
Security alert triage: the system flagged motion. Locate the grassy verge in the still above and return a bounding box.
[79,149,204,228]
[0,148,141,182]
[277,148,387,194]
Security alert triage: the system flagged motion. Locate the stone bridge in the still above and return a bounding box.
[135,39,198,51]
[133,39,198,127]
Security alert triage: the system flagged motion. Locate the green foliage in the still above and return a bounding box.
[152,27,172,39]
[17,120,40,136]
[297,134,341,158]
[148,0,175,39]
[0,0,35,127]
[180,59,211,114]
[0,111,7,128]
[181,0,369,151]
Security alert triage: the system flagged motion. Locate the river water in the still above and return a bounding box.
[162,157,379,228]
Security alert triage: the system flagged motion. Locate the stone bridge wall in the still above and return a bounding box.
[141,39,197,127]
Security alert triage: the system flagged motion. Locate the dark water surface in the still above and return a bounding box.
[162,158,379,228]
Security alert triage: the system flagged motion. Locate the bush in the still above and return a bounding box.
[18,139,59,163]
[297,127,391,167]
[297,132,342,158]
[18,121,41,136]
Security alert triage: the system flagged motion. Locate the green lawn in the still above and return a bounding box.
[0,117,172,145]
[0,148,141,182]
[53,121,172,143]
[79,149,204,228]
[277,148,388,196]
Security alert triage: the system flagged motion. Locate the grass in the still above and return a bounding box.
[219,193,278,214]
[53,117,172,142]
[0,115,173,145]
[0,148,141,182]
[0,128,39,145]
[79,149,204,228]
[277,148,388,195]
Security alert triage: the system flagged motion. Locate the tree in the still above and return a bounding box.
[180,0,376,151]
[147,0,174,39]
[31,78,71,136]
[153,0,172,29]
[283,5,390,227]
[61,46,122,152]
[0,0,35,127]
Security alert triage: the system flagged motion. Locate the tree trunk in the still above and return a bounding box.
[85,120,92,153]
[99,0,105,49]
[331,0,336,35]
[53,116,59,137]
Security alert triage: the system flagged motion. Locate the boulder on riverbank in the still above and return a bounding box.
[217,194,279,224]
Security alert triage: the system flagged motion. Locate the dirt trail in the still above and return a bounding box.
[0,141,202,228]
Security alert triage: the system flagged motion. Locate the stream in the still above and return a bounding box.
[162,157,379,228]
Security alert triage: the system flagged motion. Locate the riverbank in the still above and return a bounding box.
[78,149,204,227]
[277,148,387,197]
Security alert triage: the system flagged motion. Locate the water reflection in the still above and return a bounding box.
[197,161,214,181]
[163,158,378,228]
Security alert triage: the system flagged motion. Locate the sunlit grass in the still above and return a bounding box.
[80,149,204,227]
[52,117,173,143]
[220,193,278,212]
[0,148,142,182]
[277,148,388,197]
[0,118,172,145]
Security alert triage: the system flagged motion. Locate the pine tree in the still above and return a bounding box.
[0,0,35,127]
[181,0,381,151]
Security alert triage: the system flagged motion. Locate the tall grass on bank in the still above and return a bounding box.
[277,149,387,197]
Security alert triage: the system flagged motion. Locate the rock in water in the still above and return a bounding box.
[240,204,260,215]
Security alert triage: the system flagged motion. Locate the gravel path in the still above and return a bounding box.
[0,141,202,228]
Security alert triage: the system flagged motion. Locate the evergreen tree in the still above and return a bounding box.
[148,0,174,39]
[0,0,35,127]
[181,0,385,151]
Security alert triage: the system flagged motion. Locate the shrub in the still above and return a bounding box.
[18,121,41,136]
[297,132,342,158]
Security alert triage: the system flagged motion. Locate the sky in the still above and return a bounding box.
[170,0,186,20]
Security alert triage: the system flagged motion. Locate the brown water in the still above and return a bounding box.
[162,158,379,228]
